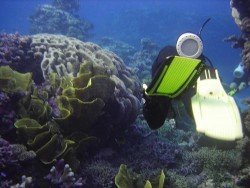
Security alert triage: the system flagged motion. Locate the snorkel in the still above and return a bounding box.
[176,18,213,66]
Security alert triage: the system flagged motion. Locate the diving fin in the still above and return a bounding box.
[191,68,243,141]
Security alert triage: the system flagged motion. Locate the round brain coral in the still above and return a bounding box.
[1,34,142,166]
[29,34,141,143]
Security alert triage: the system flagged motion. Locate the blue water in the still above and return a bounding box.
[0,0,245,96]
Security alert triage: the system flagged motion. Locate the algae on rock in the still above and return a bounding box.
[115,164,165,188]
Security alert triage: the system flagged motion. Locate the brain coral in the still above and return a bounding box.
[29,34,141,143]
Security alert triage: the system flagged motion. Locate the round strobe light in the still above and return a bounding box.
[176,33,203,59]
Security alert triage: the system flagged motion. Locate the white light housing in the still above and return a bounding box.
[176,33,203,59]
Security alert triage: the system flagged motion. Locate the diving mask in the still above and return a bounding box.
[176,33,203,59]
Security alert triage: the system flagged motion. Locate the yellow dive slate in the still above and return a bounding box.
[191,68,243,141]
[146,56,205,98]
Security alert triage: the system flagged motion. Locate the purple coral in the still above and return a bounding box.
[45,159,84,187]
[0,138,17,169]
[119,126,180,171]
[0,33,31,67]
[0,92,18,135]
[0,33,44,83]
[10,175,33,188]
[0,137,20,186]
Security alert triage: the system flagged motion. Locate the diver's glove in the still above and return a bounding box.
[142,84,172,130]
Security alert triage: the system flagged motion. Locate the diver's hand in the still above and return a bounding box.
[142,83,148,91]
[142,83,149,103]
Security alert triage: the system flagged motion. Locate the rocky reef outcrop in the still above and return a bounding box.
[228,2,250,184]
[225,0,250,91]
[29,1,92,41]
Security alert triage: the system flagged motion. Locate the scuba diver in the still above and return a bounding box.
[229,61,250,95]
[142,18,243,141]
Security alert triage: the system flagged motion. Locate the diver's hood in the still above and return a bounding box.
[176,33,203,59]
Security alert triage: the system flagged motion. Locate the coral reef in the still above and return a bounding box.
[10,144,36,162]
[103,119,242,187]
[0,66,33,135]
[243,109,250,137]
[0,137,18,171]
[128,38,159,84]
[0,137,35,187]
[181,147,242,184]
[1,0,250,186]
[0,92,18,134]
[30,34,132,81]
[0,33,31,68]
[83,159,118,187]
[30,34,140,93]
[100,37,159,84]
[236,166,250,187]
[99,37,136,65]
[29,34,141,140]
[79,120,180,187]
[52,0,80,13]
[241,102,250,187]
[1,26,245,187]
[29,3,92,41]
[14,118,75,164]
[0,33,141,169]
[0,66,32,93]
[121,125,180,171]
[0,33,44,83]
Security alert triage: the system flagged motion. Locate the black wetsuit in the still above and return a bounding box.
[143,46,178,130]
[143,45,205,130]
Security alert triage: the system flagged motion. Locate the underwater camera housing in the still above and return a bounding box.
[176,18,211,59]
